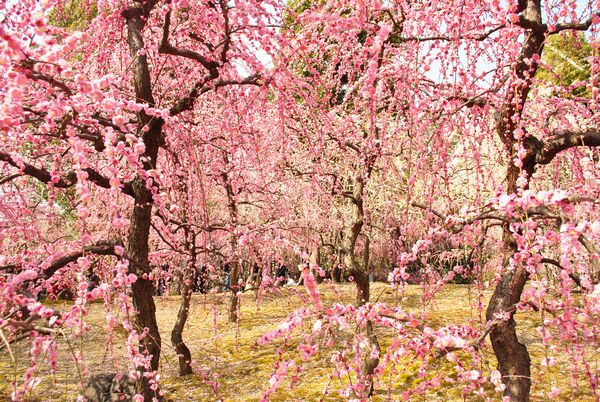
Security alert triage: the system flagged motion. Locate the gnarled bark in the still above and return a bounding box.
[340,175,379,396]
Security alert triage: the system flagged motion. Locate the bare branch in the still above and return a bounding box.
[552,13,600,34]
[23,68,73,96]
[540,258,582,288]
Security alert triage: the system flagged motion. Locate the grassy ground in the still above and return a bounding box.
[0,283,597,401]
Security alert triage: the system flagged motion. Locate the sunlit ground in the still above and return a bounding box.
[0,283,596,401]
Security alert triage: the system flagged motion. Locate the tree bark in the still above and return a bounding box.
[123,3,164,399]
[340,175,379,396]
[171,236,195,376]
[484,1,546,399]
[221,163,241,323]
[228,261,241,322]
[341,176,370,306]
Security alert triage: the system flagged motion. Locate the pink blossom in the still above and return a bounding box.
[11,269,38,285]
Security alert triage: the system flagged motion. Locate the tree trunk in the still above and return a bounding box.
[332,264,342,283]
[341,176,370,305]
[340,175,379,396]
[310,245,323,283]
[127,180,163,400]
[221,160,242,323]
[486,266,531,401]
[228,261,241,322]
[123,4,165,399]
[484,1,545,399]
[170,268,182,296]
[171,245,195,376]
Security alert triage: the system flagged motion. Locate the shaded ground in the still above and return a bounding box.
[0,283,596,401]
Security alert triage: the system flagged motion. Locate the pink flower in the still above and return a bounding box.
[508,13,520,23]
[134,142,146,155]
[547,387,560,398]
[114,245,125,256]
[112,115,127,126]
[12,269,38,285]
[302,268,323,310]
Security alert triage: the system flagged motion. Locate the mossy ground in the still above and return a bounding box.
[0,283,597,401]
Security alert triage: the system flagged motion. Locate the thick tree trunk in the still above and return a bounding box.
[361,321,380,397]
[332,264,342,283]
[486,266,531,401]
[486,165,533,401]
[484,1,546,399]
[123,4,165,399]
[170,268,182,296]
[127,179,163,400]
[342,176,370,305]
[221,164,241,323]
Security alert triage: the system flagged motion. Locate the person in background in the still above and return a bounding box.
[276,264,288,285]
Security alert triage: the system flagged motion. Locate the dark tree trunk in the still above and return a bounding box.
[228,261,241,322]
[484,1,546,399]
[311,245,323,284]
[340,175,379,396]
[171,245,195,376]
[486,266,531,401]
[332,264,342,283]
[221,159,242,323]
[123,4,165,399]
[361,321,380,397]
[127,176,163,400]
[341,176,370,305]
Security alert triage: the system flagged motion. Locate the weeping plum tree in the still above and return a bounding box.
[262,0,600,400]
[0,0,280,399]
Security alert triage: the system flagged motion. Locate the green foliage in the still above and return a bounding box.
[32,180,78,222]
[283,0,324,31]
[48,0,97,31]
[537,32,593,97]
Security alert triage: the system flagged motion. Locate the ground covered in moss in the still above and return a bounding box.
[0,283,596,401]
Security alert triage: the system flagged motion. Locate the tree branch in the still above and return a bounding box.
[43,240,124,279]
[0,152,135,197]
[158,9,220,74]
[169,74,262,116]
[535,129,600,166]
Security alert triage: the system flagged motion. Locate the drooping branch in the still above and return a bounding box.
[550,12,600,34]
[390,24,506,44]
[411,202,505,234]
[21,66,73,96]
[516,11,599,34]
[0,240,123,279]
[0,174,22,185]
[540,258,582,288]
